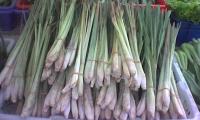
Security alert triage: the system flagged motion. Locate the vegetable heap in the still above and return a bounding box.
[167,0,200,23]
[0,0,187,120]
[0,0,11,6]
[175,39,200,105]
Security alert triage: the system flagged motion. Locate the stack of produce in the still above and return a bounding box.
[167,0,200,23]
[175,39,200,105]
[0,0,187,120]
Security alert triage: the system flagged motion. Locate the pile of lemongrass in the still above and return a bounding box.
[0,0,187,120]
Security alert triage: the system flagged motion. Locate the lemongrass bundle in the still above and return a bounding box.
[62,3,96,97]
[84,3,99,86]
[137,4,171,119]
[125,3,146,90]
[21,0,55,116]
[44,0,76,69]
[111,2,139,89]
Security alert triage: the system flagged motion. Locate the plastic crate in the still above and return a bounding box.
[170,13,200,46]
[0,0,17,31]
[15,9,29,25]
[0,59,199,120]
[187,24,200,41]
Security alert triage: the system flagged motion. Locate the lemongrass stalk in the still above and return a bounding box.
[55,90,71,113]
[16,101,24,115]
[62,24,79,70]
[129,93,136,120]
[45,0,76,68]
[95,104,101,120]
[122,80,131,112]
[96,86,107,105]
[43,71,65,111]
[48,72,57,85]
[105,108,112,120]
[111,32,121,79]
[99,109,105,120]
[113,80,124,119]
[154,111,160,120]
[72,86,79,100]
[141,110,146,120]
[100,80,116,109]
[78,95,85,120]
[103,40,111,86]
[39,82,49,117]
[157,24,172,112]
[84,84,94,120]
[120,111,128,120]
[119,43,130,80]
[1,63,15,87]
[41,68,52,81]
[96,62,104,86]
[36,84,43,117]
[169,102,178,119]
[71,99,79,119]
[69,41,81,88]
[108,85,117,110]
[32,97,38,116]
[63,99,71,119]
[4,81,12,100]
[145,59,155,119]
[55,46,65,72]
[101,7,110,86]
[171,73,186,118]
[136,92,146,116]
[62,67,74,93]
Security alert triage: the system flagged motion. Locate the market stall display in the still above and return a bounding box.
[0,0,16,31]
[0,0,198,120]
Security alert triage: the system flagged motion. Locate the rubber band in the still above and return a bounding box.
[170,91,179,98]
[157,88,170,93]
[13,74,34,78]
[5,65,15,69]
[12,75,24,78]
[40,92,48,95]
[72,72,83,76]
[111,51,119,56]
[67,46,76,51]
[87,59,98,62]
[56,38,65,41]
[124,58,141,63]
[97,60,109,64]
[146,86,156,91]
